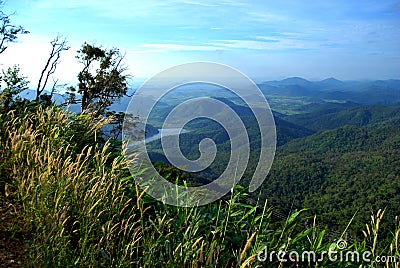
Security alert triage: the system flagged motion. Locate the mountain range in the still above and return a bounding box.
[16,77,400,114]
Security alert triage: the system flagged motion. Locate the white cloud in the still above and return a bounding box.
[129,49,165,54]
[209,38,319,51]
[246,11,288,23]
[136,33,325,53]
[33,0,172,19]
[138,43,220,52]
[220,0,248,7]
[179,1,219,7]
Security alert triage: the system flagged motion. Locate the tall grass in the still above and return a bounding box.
[0,106,399,267]
[0,107,143,266]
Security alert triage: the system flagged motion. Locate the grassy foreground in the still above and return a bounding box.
[0,106,399,267]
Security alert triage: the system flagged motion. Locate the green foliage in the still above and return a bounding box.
[0,65,29,111]
[285,105,400,132]
[0,2,29,54]
[261,123,400,239]
[69,43,130,116]
[0,64,29,93]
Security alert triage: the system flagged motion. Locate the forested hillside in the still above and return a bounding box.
[145,94,400,240]
[265,124,400,236]
[284,105,400,132]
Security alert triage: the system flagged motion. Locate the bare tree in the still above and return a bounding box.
[0,1,29,55]
[36,35,70,101]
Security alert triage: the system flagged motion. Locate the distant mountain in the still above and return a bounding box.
[19,89,36,100]
[367,79,400,91]
[259,77,400,105]
[145,97,315,181]
[259,84,315,97]
[267,77,315,87]
[281,124,400,155]
[316,77,345,89]
[290,101,360,114]
[285,105,400,132]
[259,77,316,97]
[15,78,399,116]
[262,77,400,91]
[18,89,66,105]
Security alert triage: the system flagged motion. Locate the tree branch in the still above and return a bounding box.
[36,35,69,101]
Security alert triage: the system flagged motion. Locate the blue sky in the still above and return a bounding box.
[2,0,400,87]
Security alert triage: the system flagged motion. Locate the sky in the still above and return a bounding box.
[1,0,400,89]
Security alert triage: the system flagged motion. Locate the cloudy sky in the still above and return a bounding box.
[1,0,400,88]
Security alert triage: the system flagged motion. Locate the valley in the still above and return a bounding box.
[139,77,400,237]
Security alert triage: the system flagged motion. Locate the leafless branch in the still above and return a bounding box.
[36,35,70,101]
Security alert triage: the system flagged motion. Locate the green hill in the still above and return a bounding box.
[146,100,400,236]
[261,124,400,235]
[285,105,400,132]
